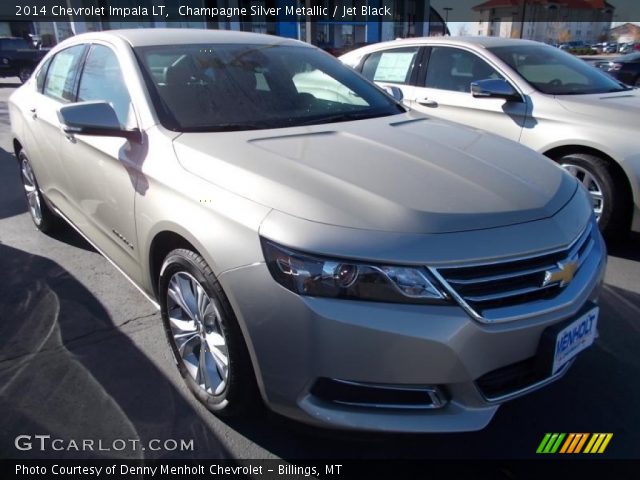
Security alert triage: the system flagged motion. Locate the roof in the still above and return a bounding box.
[72,28,308,48]
[610,23,640,34]
[344,36,543,55]
[473,0,614,11]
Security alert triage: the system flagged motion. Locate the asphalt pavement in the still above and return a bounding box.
[1,78,639,460]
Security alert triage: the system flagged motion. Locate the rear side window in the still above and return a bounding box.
[77,44,133,128]
[43,45,86,102]
[361,47,419,84]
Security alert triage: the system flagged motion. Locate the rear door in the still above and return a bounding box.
[24,44,87,214]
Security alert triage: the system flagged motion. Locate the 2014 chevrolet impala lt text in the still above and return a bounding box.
[9,29,606,432]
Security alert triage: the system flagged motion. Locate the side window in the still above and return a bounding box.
[77,44,133,128]
[43,45,86,102]
[425,47,504,93]
[361,47,419,84]
[35,57,52,93]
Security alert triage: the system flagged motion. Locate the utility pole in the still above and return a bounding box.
[519,0,527,39]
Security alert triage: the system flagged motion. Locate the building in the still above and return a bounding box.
[473,0,614,45]
[2,0,448,53]
[609,22,640,44]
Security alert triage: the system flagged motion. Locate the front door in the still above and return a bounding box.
[407,46,528,143]
[59,43,143,281]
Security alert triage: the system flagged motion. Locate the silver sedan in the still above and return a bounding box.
[10,29,605,432]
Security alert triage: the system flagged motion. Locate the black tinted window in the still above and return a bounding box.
[135,44,403,132]
[43,45,85,102]
[361,47,419,84]
[425,47,503,92]
[78,45,133,128]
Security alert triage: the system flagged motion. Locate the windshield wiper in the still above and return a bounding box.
[297,110,392,126]
[186,123,267,132]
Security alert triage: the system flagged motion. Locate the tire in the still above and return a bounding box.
[18,66,33,84]
[158,249,258,416]
[18,150,59,233]
[559,153,630,237]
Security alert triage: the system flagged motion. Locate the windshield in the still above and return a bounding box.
[135,43,404,132]
[488,44,631,95]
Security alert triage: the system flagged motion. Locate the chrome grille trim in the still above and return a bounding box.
[430,220,602,324]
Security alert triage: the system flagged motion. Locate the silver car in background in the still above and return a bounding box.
[10,29,605,432]
[341,37,640,237]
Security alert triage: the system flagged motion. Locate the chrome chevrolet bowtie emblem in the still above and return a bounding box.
[543,259,578,287]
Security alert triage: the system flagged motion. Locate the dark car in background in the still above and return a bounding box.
[0,37,47,83]
[596,52,640,87]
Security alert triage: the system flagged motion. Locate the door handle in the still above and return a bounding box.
[417,98,438,107]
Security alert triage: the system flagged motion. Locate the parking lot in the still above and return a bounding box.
[0,78,639,460]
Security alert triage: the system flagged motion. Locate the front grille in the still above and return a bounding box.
[432,221,600,323]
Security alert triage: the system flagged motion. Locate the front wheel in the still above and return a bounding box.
[559,153,630,237]
[158,249,258,416]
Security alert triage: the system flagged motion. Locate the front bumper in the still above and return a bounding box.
[218,234,606,433]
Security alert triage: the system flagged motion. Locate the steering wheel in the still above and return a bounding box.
[549,78,563,87]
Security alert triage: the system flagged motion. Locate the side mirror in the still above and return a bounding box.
[382,85,404,102]
[471,79,523,103]
[57,101,141,142]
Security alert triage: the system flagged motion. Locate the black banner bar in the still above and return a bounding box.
[2,459,639,480]
[1,0,639,23]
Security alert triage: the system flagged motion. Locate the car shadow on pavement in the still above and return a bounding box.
[607,232,640,262]
[0,243,234,460]
[0,146,27,220]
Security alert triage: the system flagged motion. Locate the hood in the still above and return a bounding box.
[173,112,577,234]
[555,89,640,126]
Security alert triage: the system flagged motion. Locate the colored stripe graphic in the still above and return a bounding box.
[536,433,552,453]
[573,433,589,453]
[597,433,613,453]
[537,433,613,454]
[567,433,584,453]
[559,433,575,453]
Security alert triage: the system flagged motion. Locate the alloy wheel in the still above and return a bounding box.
[561,163,604,221]
[20,157,43,225]
[166,271,230,396]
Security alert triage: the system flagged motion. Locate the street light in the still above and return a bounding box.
[443,7,453,24]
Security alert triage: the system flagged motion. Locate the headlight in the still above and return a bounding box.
[261,239,448,304]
